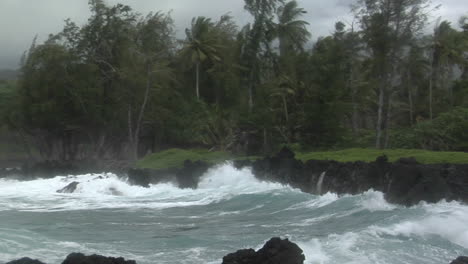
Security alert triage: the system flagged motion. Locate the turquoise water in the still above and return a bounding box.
[0,164,467,264]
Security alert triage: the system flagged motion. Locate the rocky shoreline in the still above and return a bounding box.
[4,237,466,264]
[241,147,468,206]
[1,147,468,206]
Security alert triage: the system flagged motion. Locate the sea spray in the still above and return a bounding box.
[316,171,326,195]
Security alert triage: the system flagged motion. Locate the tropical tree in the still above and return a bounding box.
[357,0,430,148]
[400,44,428,125]
[275,0,311,57]
[122,11,175,160]
[180,17,221,100]
[242,0,284,111]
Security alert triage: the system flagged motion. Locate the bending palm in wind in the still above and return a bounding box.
[276,0,311,57]
[180,17,221,100]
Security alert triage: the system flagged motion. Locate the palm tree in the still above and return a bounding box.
[429,20,462,116]
[276,1,311,57]
[180,17,221,100]
[243,0,284,111]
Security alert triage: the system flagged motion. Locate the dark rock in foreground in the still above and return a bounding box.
[247,147,468,206]
[222,237,305,264]
[451,256,468,264]
[62,253,136,264]
[6,257,46,264]
[57,181,80,193]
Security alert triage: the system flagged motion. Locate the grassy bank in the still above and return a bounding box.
[296,148,468,164]
[136,148,468,169]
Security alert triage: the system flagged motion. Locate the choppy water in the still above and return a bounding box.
[0,163,467,264]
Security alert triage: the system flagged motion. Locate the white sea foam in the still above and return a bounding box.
[297,232,375,264]
[360,190,397,212]
[371,200,468,249]
[298,238,330,264]
[0,163,286,212]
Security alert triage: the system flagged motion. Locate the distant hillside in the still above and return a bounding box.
[0,69,19,80]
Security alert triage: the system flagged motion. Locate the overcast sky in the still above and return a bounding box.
[0,0,465,69]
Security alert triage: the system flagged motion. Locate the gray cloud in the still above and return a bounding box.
[0,0,465,69]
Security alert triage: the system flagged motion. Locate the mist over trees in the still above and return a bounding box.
[1,0,467,161]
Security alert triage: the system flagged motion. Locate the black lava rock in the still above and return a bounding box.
[126,167,176,188]
[57,181,80,193]
[6,257,46,264]
[61,253,136,264]
[451,256,468,264]
[222,237,305,264]
[176,160,210,189]
[236,148,468,206]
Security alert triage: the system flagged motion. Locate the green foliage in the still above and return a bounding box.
[296,148,468,164]
[0,80,18,125]
[136,148,233,169]
[413,107,468,151]
[389,107,468,151]
[3,0,468,162]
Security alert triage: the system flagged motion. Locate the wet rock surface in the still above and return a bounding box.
[56,181,80,193]
[5,257,46,264]
[61,253,136,264]
[4,243,464,263]
[126,159,210,189]
[222,237,305,264]
[451,256,468,264]
[247,147,468,206]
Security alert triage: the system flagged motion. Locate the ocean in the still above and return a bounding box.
[0,163,467,263]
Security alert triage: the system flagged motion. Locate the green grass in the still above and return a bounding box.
[136,148,234,169]
[296,148,468,164]
[136,147,468,170]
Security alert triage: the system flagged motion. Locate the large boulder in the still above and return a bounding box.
[57,181,80,193]
[222,237,305,264]
[450,256,468,264]
[6,257,46,264]
[61,253,136,264]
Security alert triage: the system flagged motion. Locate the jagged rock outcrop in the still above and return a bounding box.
[57,181,80,193]
[61,253,136,264]
[247,147,468,206]
[126,167,176,187]
[451,256,468,264]
[126,159,210,189]
[222,237,305,264]
[6,257,46,264]
[176,160,210,189]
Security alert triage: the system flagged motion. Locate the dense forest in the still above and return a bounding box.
[0,0,467,161]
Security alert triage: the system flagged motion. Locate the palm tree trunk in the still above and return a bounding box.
[133,65,152,160]
[376,85,385,149]
[282,95,289,123]
[384,93,393,149]
[407,71,414,125]
[408,87,414,125]
[196,62,200,100]
[429,75,433,120]
[429,50,435,121]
